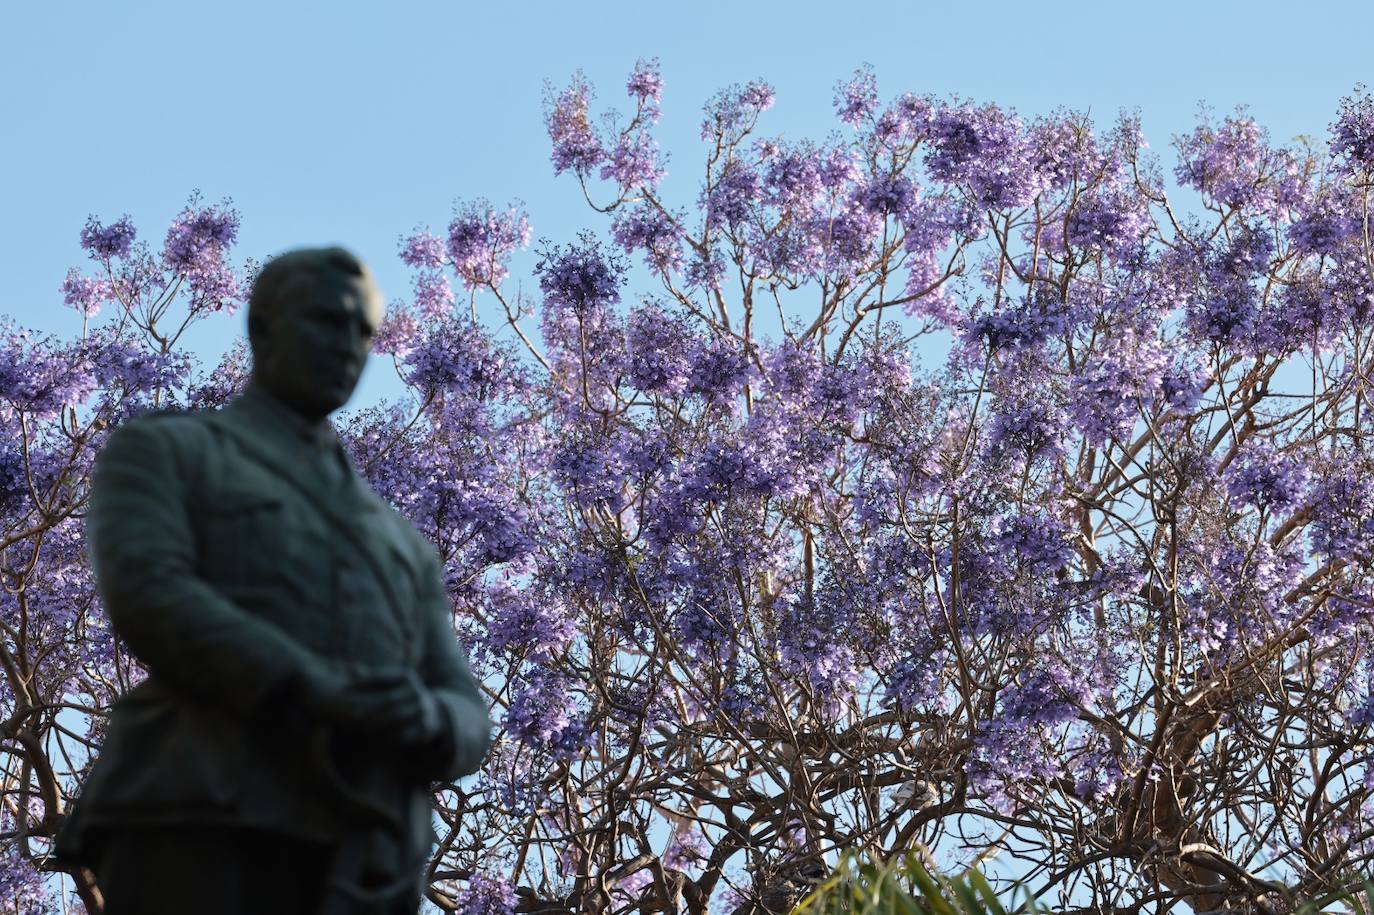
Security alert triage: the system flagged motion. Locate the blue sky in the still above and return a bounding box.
[3,0,1371,406]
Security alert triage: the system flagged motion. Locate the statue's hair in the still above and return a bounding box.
[247,247,382,338]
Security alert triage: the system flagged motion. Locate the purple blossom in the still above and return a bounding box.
[1066,185,1148,254]
[0,439,25,515]
[872,92,933,146]
[0,839,56,914]
[503,667,588,758]
[988,389,1065,463]
[1175,112,1276,210]
[79,214,136,259]
[1159,358,1207,413]
[1225,443,1309,511]
[485,581,576,656]
[1068,350,1152,446]
[687,335,753,406]
[1030,115,1099,190]
[161,195,244,313]
[626,57,663,109]
[412,268,455,320]
[1188,278,1258,347]
[536,234,626,320]
[626,306,694,394]
[925,103,1037,208]
[454,873,518,915]
[162,196,238,271]
[1331,86,1374,174]
[59,268,111,317]
[611,204,683,273]
[402,318,518,405]
[372,303,422,357]
[777,597,861,701]
[762,143,826,210]
[1288,208,1356,256]
[700,80,774,142]
[684,248,726,291]
[663,828,708,871]
[883,645,944,713]
[857,173,915,218]
[834,65,879,127]
[0,324,97,417]
[819,145,862,190]
[446,199,531,290]
[545,73,604,176]
[1310,466,1374,561]
[398,229,446,269]
[703,161,760,229]
[965,290,1071,352]
[600,130,665,190]
[550,434,627,511]
[1259,276,1343,352]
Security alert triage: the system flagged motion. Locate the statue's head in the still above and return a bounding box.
[247,247,384,421]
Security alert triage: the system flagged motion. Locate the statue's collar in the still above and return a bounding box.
[232,382,341,455]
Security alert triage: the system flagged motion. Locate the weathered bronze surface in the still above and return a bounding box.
[56,248,493,914]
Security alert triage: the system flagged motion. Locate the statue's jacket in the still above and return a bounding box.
[56,387,494,874]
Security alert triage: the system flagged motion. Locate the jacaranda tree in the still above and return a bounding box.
[5,62,1374,913]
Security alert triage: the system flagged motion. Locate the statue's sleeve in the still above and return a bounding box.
[87,418,325,716]
[413,544,494,780]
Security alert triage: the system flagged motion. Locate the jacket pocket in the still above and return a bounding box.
[198,489,287,585]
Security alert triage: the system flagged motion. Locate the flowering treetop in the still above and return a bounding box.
[5,63,1374,913]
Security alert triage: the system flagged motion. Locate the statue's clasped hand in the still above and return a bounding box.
[299,665,445,755]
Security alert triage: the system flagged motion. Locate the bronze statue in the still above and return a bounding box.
[55,248,493,914]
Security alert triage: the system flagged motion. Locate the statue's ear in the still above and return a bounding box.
[247,312,270,349]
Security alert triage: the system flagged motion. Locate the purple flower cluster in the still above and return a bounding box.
[1175,112,1283,211]
[445,200,531,291]
[0,837,55,914]
[856,173,916,218]
[626,306,694,394]
[834,64,879,127]
[79,214,136,260]
[663,827,708,871]
[1309,465,1374,561]
[399,229,446,269]
[611,203,682,273]
[485,581,576,656]
[966,291,1071,352]
[925,103,1038,209]
[0,325,97,418]
[626,57,663,109]
[703,161,761,229]
[453,872,518,915]
[503,666,588,758]
[544,72,603,177]
[402,318,518,405]
[536,234,625,318]
[600,130,665,191]
[988,387,1066,464]
[161,195,244,313]
[59,267,112,317]
[700,80,775,143]
[1330,86,1374,174]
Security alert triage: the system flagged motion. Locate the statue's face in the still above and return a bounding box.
[252,275,381,421]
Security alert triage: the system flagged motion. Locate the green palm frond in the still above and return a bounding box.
[791,849,1038,915]
[793,849,1374,915]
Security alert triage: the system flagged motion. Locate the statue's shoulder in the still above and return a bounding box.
[371,496,436,564]
[105,406,225,460]
[119,405,222,433]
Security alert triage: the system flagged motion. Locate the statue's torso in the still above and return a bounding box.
[61,400,438,854]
